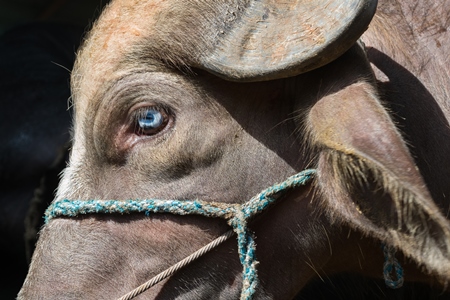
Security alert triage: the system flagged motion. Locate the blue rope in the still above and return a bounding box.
[382,244,404,289]
[45,169,316,300]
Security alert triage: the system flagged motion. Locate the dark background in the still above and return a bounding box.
[0,0,104,34]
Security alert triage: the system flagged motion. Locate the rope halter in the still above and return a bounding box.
[45,169,316,300]
[44,168,403,299]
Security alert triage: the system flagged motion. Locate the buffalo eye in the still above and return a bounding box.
[134,107,170,136]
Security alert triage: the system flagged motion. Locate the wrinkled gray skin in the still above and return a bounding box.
[19,0,450,299]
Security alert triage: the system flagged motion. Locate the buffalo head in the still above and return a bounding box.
[19,0,450,299]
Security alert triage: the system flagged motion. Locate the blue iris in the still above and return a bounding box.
[138,109,163,130]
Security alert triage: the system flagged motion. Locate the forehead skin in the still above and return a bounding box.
[71,0,169,113]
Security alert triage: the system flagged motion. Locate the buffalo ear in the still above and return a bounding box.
[305,45,450,280]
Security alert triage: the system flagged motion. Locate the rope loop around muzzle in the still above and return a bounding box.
[45,169,316,300]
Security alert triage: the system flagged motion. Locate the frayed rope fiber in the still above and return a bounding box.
[45,169,316,300]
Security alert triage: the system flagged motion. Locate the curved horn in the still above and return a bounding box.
[196,0,377,81]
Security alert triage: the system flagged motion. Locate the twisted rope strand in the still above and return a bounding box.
[117,230,235,300]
